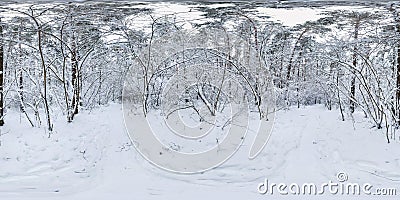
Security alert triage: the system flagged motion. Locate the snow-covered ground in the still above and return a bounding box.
[1,104,399,199]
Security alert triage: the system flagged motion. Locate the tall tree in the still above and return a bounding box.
[349,16,360,114]
[0,18,4,126]
[389,3,400,126]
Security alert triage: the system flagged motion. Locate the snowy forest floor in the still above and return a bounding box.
[1,104,400,200]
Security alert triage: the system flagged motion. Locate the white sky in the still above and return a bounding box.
[207,3,236,9]
[105,3,382,43]
[256,7,325,27]
[2,2,382,43]
[123,3,327,34]
[255,5,384,27]
[126,3,211,32]
[126,3,379,31]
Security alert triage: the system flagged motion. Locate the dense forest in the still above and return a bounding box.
[0,1,399,143]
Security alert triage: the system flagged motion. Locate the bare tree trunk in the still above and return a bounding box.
[396,20,400,126]
[59,18,72,122]
[18,22,24,113]
[277,38,285,89]
[37,28,53,131]
[349,18,360,114]
[337,74,345,121]
[286,28,308,84]
[388,4,400,126]
[98,69,102,105]
[17,23,33,127]
[0,19,4,126]
[26,11,53,131]
[70,31,79,120]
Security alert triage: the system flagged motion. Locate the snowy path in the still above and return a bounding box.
[1,104,400,199]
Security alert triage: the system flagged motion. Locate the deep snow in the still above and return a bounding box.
[1,104,400,199]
